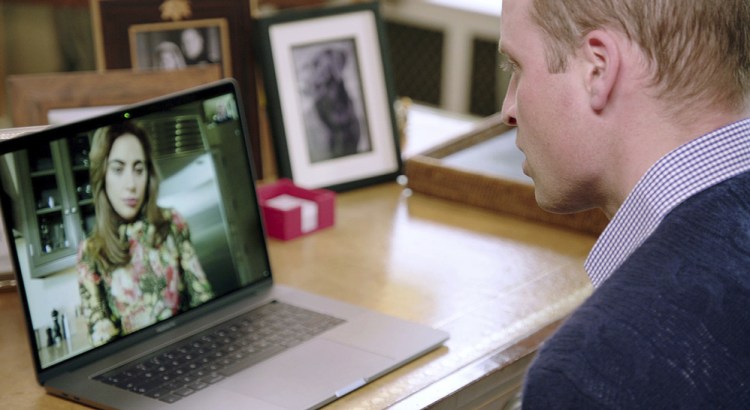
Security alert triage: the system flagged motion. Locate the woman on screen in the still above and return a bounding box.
[77,121,214,346]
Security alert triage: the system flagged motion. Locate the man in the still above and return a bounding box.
[499,0,750,407]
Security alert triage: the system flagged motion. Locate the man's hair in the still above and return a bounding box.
[530,0,750,111]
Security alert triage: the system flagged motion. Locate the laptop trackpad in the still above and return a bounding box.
[219,338,394,409]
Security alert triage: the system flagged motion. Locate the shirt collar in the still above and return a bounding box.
[585,118,750,287]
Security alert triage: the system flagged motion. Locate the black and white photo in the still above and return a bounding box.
[258,2,401,191]
[293,39,372,163]
[129,19,232,77]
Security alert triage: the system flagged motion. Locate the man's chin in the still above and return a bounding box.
[534,192,578,215]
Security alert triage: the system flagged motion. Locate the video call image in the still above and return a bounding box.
[0,94,267,369]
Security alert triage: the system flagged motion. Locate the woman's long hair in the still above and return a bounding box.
[85,121,170,272]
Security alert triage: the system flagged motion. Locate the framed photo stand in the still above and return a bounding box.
[257,2,401,191]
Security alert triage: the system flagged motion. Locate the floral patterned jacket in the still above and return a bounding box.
[77,208,214,346]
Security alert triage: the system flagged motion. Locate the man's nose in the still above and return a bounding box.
[501,95,517,127]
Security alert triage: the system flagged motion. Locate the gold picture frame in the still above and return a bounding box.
[128,18,232,78]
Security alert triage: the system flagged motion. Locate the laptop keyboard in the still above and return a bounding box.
[94,301,345,403]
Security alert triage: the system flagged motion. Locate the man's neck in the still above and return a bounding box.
[601,102,750,218]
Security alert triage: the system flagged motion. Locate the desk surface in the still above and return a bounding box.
[0,182,596,409]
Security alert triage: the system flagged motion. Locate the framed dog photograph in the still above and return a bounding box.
[257,2,402,191]
[129,19,232,77]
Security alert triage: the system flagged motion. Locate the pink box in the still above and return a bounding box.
[257,179,335,240]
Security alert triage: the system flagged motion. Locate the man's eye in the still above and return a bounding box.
[499,59,520,73]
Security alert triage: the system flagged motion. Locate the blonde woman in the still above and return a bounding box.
[77,121,213,346]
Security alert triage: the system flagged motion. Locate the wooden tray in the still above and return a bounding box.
[404,113,608,236]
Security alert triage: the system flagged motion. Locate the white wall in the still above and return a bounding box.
[382,0,504,114]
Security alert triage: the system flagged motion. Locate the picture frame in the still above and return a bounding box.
[128,18,232,78]
[90,0,264,178]
[404,113,609,235]
[7,66,222,127]
[257,2,402,191]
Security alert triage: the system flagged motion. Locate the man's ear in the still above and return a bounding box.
[582,29,620,112]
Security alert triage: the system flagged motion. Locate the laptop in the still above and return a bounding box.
[0,79,448,409]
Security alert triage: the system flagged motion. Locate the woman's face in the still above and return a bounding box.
[181,28,204,59]
[105,134,148,221]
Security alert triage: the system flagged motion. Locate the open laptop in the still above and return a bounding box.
[0,79,448,409]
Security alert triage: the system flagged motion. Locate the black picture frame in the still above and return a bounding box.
[256,2,402,191]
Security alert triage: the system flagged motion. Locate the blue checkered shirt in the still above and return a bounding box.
[585,118,750,287]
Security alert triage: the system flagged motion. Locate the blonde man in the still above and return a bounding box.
[500,0,750,407]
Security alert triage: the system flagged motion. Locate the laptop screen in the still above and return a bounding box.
[0,80,271,370]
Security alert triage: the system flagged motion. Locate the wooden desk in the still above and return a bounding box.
[0,182,596,409]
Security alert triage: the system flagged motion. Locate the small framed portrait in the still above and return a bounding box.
[129,19,232,77]
[257,2,402,191]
